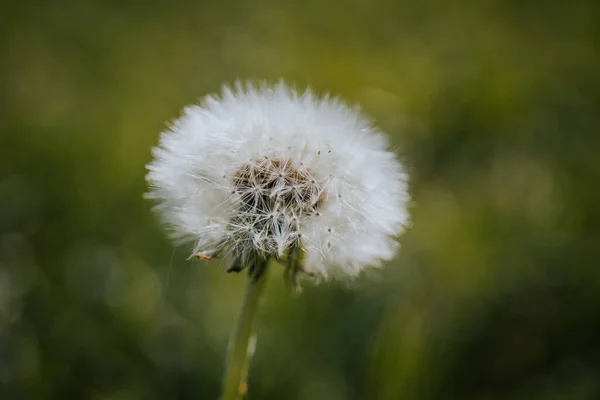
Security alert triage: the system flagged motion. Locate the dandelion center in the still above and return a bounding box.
[228,157,324,258]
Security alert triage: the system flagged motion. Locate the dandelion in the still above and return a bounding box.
[147,81,410,279]
[145,81,410,399]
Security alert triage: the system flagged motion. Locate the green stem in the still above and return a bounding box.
[220,261,269,400]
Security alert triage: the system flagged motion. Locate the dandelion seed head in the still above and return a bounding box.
[146,81,410,279]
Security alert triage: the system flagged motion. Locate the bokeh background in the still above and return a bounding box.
[2,0,600,398]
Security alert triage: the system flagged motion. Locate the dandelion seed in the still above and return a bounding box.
[146,81,410,279]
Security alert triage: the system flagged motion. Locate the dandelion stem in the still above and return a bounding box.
[220,259,269,400]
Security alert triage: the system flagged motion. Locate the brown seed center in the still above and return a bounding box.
[231,158,325,214]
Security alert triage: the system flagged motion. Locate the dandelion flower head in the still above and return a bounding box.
[146,81,410,279]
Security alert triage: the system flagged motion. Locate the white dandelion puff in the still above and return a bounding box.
[146,81,410,279]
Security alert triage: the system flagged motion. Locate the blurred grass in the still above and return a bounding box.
[1,0,600,399]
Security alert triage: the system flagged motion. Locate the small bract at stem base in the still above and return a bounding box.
[220,257,269,400]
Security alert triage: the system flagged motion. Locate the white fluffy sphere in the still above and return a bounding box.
[146,81,410,279]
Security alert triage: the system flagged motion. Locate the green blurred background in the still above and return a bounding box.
[2,0,600,398]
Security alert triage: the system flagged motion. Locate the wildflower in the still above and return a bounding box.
[146,81,410,280]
